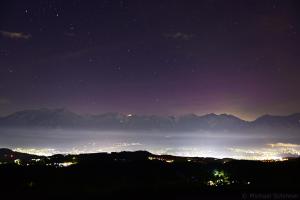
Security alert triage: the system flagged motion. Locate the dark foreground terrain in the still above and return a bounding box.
[0,148,299,199]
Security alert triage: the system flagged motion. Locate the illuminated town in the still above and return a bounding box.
[10,141,300,161]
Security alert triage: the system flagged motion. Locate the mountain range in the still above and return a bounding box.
[0,108,300,134]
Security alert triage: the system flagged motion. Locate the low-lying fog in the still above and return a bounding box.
[1,128,300,160]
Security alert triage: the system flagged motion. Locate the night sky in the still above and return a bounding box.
[1,0,300,120]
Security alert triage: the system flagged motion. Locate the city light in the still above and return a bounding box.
[148,156,174,163]
[207,169,231,186]
[14,159,21,165]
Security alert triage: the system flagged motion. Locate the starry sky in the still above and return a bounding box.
[1,0,300,120]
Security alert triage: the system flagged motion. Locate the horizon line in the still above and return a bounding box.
[1,107,300,122]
